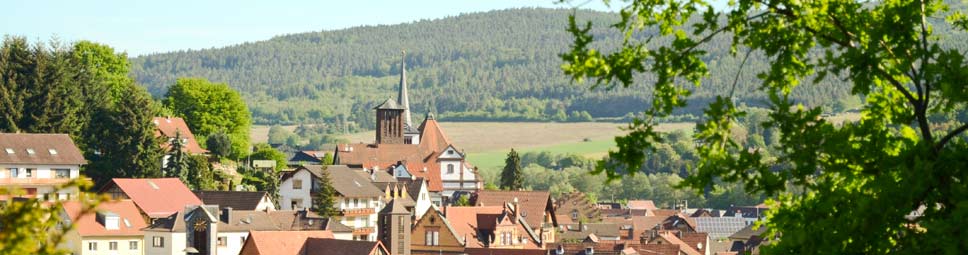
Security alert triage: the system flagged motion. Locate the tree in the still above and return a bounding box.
[500,149,524,190]
[267,125,292,145]
[205,132,232,159]
[0,179,101,255]
[187,155,217,190]
[164,77,251,158]
[453,194,471,206]
[250,143,287,170]
[164,131,190,183]
[562,0,968,253]
[85,84,164,187]
[312,166,338,217]
[320,152,335,165]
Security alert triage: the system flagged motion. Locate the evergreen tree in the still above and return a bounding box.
[86,84,163,187]
[205,132,232,159]
[187,155,216,190]
[164,131,190,184]
[0,37,32,132]
[312,166,338,217]
[500,149,524,190]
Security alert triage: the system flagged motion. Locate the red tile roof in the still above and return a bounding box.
[335,117,462,192]
[106,178,202,218]
[443,206,542,249]
[0,133,85,165]
[240,230,334,255]
[473,190,552,228]
[153,117,207,154]
[628,200,657,211]
[62,200,146,237]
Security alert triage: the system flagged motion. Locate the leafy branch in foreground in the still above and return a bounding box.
[562,0,968,253]
[0,178,105,255]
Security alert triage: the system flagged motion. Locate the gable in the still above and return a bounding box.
[413,207,464,248]
[437,145,463,160]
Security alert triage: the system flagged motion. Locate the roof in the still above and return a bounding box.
[679,232,709,255]
[289,151,323,164]
[193,191,270,211]
[373,98,403,110]
[304,238,387,255]
[288,165,384,198]
[144,208,349,233]
[559,223,622,241]
[240,230,334,255]
[152,117,207,154]
[335,116,461,192]
[627,200,657,211]
[630,216,666,241]
[0,133,85,165]
[656,232,702,255]
[106,178,202,218]
[729,224,767,240]
[696,217,750,239]
[443,206,542,249]
[473,190,552,228]
[380,198,409,214]
[62,200,146,237]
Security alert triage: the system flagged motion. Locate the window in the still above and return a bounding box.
[425,230,439,246]
[88,242,97,251]
[129,241,138,250]
[54,169,70,178]
[447,164,454,174]
[48,149,57,155]
[3,148,13,154]
[152,236,164,247]
[8,168,17,178]
[26,148,35,155]
[25,168,33,178]
[109,241,118,250]
[354,198,359,208]
[293,179,303,189]
[217,236,227,247]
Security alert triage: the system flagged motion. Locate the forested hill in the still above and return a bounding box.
[130,7,963,126]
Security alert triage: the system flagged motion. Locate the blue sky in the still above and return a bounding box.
[2,0,621,56]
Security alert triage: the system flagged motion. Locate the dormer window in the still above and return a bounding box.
[4,148,13,154]
[26,149,35,155]
[48,149,57,155]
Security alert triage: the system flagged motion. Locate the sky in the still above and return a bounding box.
[1,0,621,56]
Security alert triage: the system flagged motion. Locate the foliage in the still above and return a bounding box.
[250,143,288,171]
[130,9,870,127]
[0,37,163,189]
[163,77,251,158]
[562,0,968,253]
[238,166,279,202]
[187,155,218,190]
[163,131,190,183]
[499,149,524,190]
[320,152,335,165]
[453,194,471,206]
[311,166,338,217]
[0,179,102,255]
[205,132,233,159]
[267,125,293,144]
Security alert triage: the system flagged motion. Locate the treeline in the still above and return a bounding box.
[128,8,893,127]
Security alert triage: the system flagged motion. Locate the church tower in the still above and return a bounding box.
[374,98,405,144]
[379,198,412,255]
[397,52,421,144]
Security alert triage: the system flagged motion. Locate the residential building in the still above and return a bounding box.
[153,116,207,155]
[472,190,558,242]
[557,222,622,242]
[410,206,465,255]
[0,133,84,201]
[60,200,147,255]
[442,206,544,250]
[279,165,385,241]
[144,205,352,255]
[100,178,203,220]
[334,55,482,205]
[240,230,389,255]
[554,192,603,224]
[193,190,276,211]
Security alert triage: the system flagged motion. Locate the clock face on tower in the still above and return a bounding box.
[193,220,208,231]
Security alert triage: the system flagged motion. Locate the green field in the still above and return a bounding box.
[467,138,618,172]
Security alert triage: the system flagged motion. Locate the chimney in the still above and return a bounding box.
[512,197,520,222]
[579,220,586,231]
[222,207,233,223]
[443,204,448,217]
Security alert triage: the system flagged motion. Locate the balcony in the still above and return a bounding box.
[352,227,374,235]
[340,208,375,217]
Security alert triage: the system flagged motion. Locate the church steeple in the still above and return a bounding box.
[398,51,413,129]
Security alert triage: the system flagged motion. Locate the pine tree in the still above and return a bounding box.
[500,148,524,190]
[86,84,163,188]
[0,37,32,132]
[312,166,338,217]
[164,131,190,185]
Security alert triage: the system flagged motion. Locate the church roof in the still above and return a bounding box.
[373,98,403,110]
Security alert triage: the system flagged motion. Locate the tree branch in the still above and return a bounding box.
[936,123,968,151]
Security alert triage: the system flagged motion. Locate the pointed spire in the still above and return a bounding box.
[398,51,413,129]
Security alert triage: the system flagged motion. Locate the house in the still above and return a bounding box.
[59,200,148,255]
[723,204,769,225]
[694,217,749,239]
[100,178,203,220]
[278,165,386,241]
[557,222,623,242]
[410,206,465,254]
[554,192,603,224]
[628,200,658,211]
[290,150,326,165]
[153,117,207,155]
[334,55,482,206]
[726,224,768,254]
[143,205,353,255]
[240,230,389,255]
[0,133,85,201]
[442,206,544,250]
[193,190,276,211]
[472,190,557,242]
